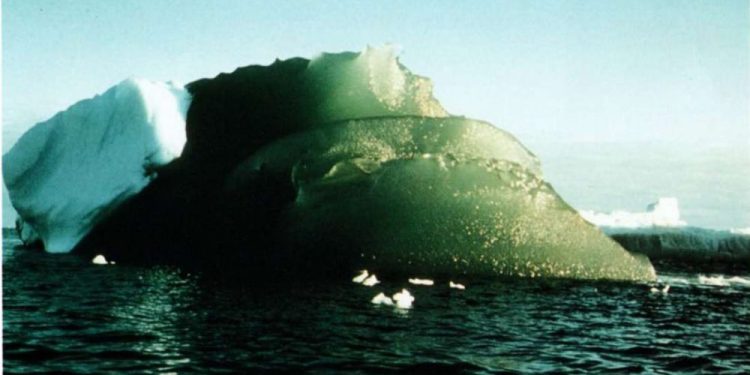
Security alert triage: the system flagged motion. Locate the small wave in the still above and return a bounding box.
[657,276,690,285]
[697,275,750,287]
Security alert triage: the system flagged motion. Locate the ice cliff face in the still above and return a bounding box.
[3,79,190,252]
[5,47,655,281]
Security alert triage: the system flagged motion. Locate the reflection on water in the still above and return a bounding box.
[4,235,750,373]
[110,268,198,371]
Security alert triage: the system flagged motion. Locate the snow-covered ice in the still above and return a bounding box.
[579,197,686,229]
[3,79,190,252]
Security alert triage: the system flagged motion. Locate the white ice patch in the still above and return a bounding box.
[92,254,108,265]
[449,281,466,290]
[362,274,380,287]
[3,79,190,252]
[393,289,414,309]
[352,270,369,283]
[408,278,434,286]
[371,292,394,306]
[580,197,687,229]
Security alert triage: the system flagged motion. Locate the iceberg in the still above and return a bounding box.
[3,79,190,252]
[608,227,750,270]
[579,197,686,228]
[7,46,655,281]
[582,198,750,270]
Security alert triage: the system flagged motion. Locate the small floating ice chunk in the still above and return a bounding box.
[408,278,434,286]
[92,254,108,265]
[352,270,369,283]
[371,292,394,306]
[650,284,669,295]
[449,281,466,290]
[392,289,414,309]
[362,274,380,286]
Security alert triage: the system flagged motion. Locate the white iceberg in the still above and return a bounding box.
[580,198,750,268]
[579,197,687,229]
[3,79,190,252]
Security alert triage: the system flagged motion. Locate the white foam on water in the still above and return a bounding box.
[697,275,750,287]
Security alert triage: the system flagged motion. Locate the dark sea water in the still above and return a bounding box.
[3,232,750,374]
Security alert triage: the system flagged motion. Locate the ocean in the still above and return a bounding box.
[3,231,749,374]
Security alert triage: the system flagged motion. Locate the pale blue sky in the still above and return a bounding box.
[2,0,749,227]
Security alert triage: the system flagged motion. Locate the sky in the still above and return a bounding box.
[2,0,749,228]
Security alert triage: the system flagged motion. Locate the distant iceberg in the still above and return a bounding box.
[3,79,190,252]
[579,197,686,228]
[608,227,750,271]
[581,198,750,270]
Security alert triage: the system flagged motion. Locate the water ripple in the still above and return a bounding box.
[4,239,750,374]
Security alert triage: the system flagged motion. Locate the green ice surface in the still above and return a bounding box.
[229,116,656,281]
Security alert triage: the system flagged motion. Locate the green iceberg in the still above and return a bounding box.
[69,46,655,281]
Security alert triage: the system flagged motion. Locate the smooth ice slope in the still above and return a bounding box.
[3,79,190,252]
[230,116,654,280]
